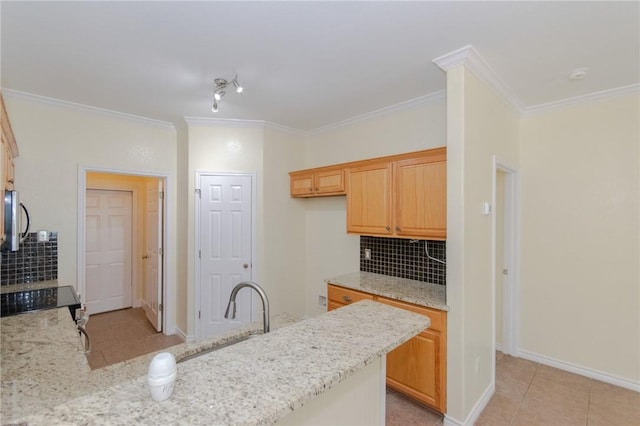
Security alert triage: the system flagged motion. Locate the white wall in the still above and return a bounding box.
[445,66,520,423]
[303,99,447,315]
[519,94,640,386]
[262,126,306,317]
[4,94,178,325]
[183,123,307,336]
[185,124,264,337]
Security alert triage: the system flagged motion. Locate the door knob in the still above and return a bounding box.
[243,263,249,269]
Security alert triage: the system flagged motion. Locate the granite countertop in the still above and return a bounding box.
[1,306,298,424]
[0,280,61,294]
[2,300,430,425]
[326,271,449,311]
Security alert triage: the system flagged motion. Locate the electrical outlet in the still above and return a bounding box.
[318,295,327,307]
[474,356,480,373]
[364,249,371,260]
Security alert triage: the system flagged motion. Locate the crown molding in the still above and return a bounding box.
[524,83,640,115]
[2,89,176,129]
[309,90,446,136]
[183,116,304,135]
[433,45,525,116]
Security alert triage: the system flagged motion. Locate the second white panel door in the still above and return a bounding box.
[85,189,133,315]
[199,174,253,338]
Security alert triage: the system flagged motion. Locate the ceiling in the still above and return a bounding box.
[2,1,638,132]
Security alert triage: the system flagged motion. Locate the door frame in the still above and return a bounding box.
[77,166,173,334]
[491,156,521,361]
[194,170,258,340]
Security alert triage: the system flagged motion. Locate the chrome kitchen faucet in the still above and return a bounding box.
[224,281,270,334]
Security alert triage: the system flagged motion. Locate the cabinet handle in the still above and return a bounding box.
[395,226,400,231]
[342,295,352,303]
[7,179,14,184]
[385,226,391,231]
[142,255,149,259]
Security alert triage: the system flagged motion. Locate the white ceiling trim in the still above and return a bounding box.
[308,90,447,136]
[524,83,640,115]
[432,45,525,116]
[183,117,304,135]
[2,89,176,129]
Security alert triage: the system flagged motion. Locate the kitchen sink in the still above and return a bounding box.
[177,334,258,364]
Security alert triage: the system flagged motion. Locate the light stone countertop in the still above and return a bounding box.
[326,271,448,311]
[3,300,430,425]
[1,306,297,425]
[0,279,61,294]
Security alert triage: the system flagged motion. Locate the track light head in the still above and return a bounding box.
[211,74,243,113]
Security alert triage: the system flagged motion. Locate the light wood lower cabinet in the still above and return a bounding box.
[327,284,447,413]
[376,296,446,413]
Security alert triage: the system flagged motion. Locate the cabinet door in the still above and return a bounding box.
[327,284,374,306]
[386,330,442,409]
[346,162,392,235]
[327,300,344,312]
[314,169,344,195]
[290,171,314,197]
[0,138,4,244]
[394,157,446,239]
[5,154,14,190]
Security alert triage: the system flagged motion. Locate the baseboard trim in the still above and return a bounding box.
[173,326,195,344]
[443,382,495,426]
[518,349,640,393]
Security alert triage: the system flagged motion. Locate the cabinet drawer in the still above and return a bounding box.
[376,296,444,333]
[327,284,374,306]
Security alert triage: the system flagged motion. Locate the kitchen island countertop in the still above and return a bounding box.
[327,271,448,311]
[2,300,429,425]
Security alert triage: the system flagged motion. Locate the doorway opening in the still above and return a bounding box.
[78,168,167,334]
[492,157,520,365]
[194,171,257,340]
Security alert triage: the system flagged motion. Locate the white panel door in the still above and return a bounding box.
[142,179,163,332]
[199,174,253,338]
[85,190,132,315]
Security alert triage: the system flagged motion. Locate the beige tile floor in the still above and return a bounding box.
[386,351,640,426]
[86,311,639,425]
[85,307,182,370]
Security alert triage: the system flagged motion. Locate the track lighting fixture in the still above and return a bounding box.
[211,75,243,112]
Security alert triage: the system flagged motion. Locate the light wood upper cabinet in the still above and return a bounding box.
[289,167,345,197]
[394,154,446,239]
[346,147,446,240]
[1,92,19,244]
[346,161,392,235]
[289,147,446,239]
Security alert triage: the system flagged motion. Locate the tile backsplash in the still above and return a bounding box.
[0,232,58,285]
[360,236,446,285]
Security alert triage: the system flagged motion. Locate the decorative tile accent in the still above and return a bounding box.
[0,232,58,285]
[360,236,446,285]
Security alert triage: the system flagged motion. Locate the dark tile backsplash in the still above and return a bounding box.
[0,232,58,285]
[360,236,446,285]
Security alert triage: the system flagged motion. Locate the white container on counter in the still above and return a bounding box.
[148,352,177,401]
